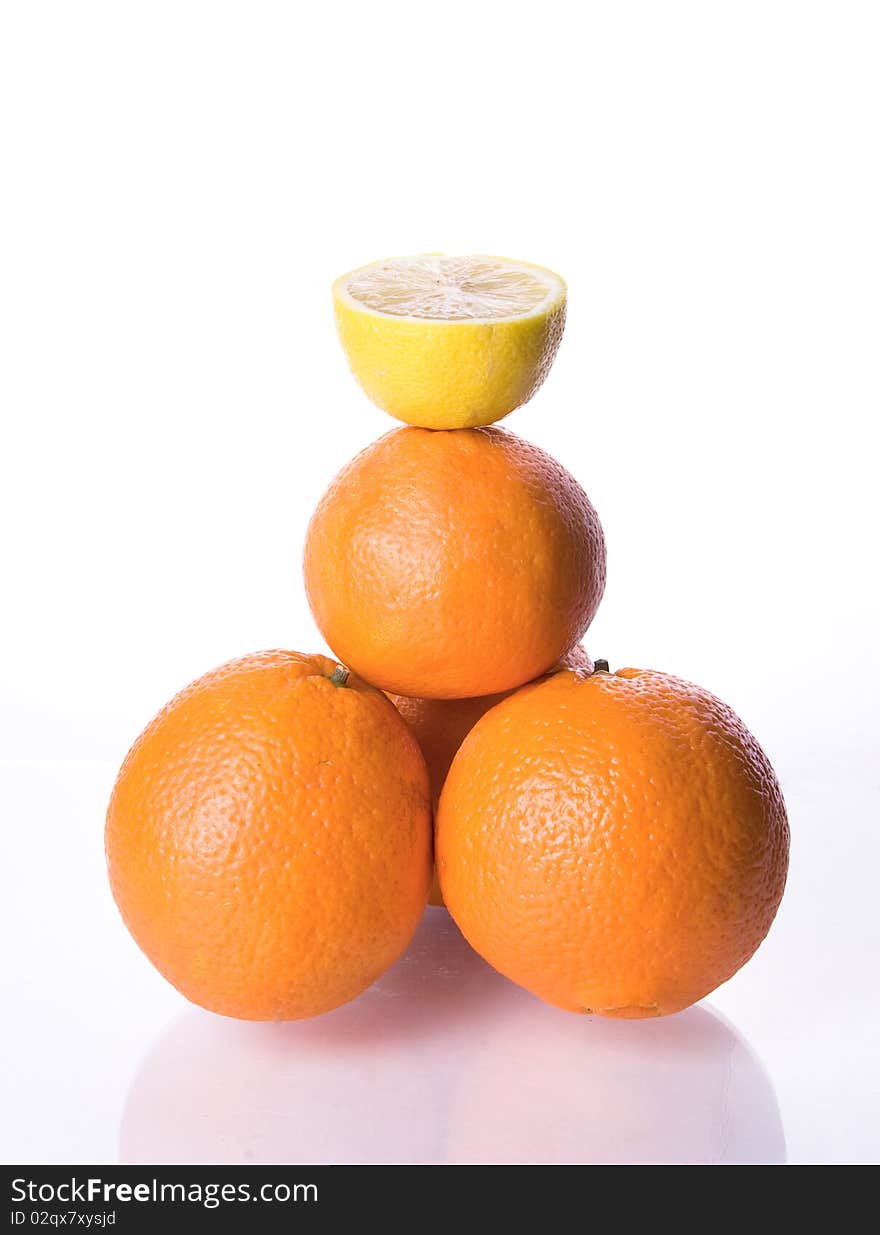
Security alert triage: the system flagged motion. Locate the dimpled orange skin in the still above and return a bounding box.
[436,667,789,1017]
[105,651,432,1021]
[389,646,593,906]
[303,427,606,699]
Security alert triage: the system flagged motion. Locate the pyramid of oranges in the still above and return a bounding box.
[107,255,789,1022]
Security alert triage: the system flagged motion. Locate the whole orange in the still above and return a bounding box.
[437,665,789,1017]
[106,650,432,1021]
[389,645,593,906]
[303,427,605,699]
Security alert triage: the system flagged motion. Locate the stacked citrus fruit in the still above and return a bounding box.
[106,254,789,1022]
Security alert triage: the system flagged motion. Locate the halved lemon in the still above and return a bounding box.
[332,255,567,429]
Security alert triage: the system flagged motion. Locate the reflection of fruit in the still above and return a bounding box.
[438,666,789,1016]
[106,651,432,1021]
[304,427,605,699]
[390,646,593,906]
[120,909,501,1166]
[120,909,785,1166]
[333,254,567,429]
[448,996,786,1165]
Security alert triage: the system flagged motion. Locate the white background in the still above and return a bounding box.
[1,1,878,1165]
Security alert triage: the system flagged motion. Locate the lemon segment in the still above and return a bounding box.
[332,255,567,429]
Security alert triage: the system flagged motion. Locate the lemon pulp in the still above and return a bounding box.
[343,255,560,321]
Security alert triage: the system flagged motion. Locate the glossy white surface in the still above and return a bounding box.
[2,2,878,1166]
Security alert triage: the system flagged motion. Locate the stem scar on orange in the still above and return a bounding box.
[105,650,432,1021]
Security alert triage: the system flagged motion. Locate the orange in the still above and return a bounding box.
[303,427,605,699]
[105,650,432,1021]
[389,645,593,905]
[436,664,789,1016]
